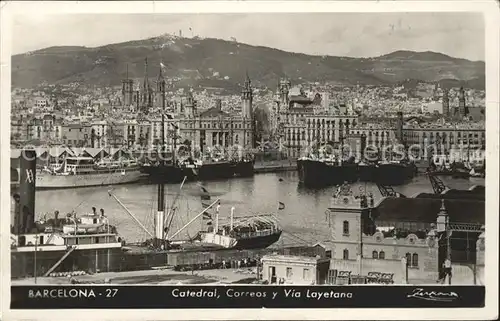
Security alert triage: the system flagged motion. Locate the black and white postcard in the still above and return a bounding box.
[1,1,498,320]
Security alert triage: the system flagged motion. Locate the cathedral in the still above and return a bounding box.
[121,58,167,112]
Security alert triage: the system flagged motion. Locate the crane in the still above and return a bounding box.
[427,173,447,194]
[376,184,406,198]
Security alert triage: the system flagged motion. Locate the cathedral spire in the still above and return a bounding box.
[244,70,251,89]
[157,61,164,82]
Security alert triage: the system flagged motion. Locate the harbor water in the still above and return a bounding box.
[32,172,484,247]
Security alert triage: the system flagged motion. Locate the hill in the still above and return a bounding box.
[12,35,485,90]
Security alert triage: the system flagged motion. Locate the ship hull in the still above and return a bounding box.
[297,159,358,188]
[358,164,377,182]
[141,165,198,184]
[36,169,143,190]
[374,163,415,185]
[119,231,281,271]
[233,231,282,249]
[231,160,255,177]
[198,162,233,180]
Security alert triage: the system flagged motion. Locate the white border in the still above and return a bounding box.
[1,1,498,320]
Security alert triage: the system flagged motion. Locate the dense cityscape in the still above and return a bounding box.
[11,56,485,163]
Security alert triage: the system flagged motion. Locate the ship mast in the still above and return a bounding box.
[156,62,166,248]
[230,114,235,159]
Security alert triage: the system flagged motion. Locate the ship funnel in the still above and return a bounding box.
[18,149,37,234]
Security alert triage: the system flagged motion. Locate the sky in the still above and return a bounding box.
[12,13,485,61]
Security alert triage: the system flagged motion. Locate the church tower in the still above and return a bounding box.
[458,87,466,119]
[156,65,166,108]
[121,65,134,107]
[141,58,153,113]
[241,71,253,119]
[184,91,195,118]
[279,77,291,109]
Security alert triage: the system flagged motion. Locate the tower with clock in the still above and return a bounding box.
[327,183,372,261]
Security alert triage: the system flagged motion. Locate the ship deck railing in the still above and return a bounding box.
[234,228,280,239]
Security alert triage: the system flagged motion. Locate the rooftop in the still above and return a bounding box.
[371,197,484,225]
[262,254,329,264]
[199,106,228,118]
[412,187,485,201]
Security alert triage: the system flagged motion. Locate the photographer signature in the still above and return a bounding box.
[407,288,459,302]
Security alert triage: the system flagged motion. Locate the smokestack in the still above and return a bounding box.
[19,149,37,234]
[215,99,222,111]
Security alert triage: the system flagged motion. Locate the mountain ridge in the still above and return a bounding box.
[12,35,485,91]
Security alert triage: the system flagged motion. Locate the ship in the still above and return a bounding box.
[197,156,234,180]
[229,145,255,178]
[230,157,255,177]
[141,157,198,183]
[373,160,416,185]
[358,161,377,182]
[297,155,358,188]
[140,107,251,183]
[36,156,142,189]
[297,129,360,188]
[426,158,471,179]
[10,150,124,279]
[194,187,282,249]
[110,179,283,271]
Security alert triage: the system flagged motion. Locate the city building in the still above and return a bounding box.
[402,118,485,158]
[261,254,331,285]
[275,79,359,158]
[325,183,484,284]
[176,80,255,152]
[61,122,92,147]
